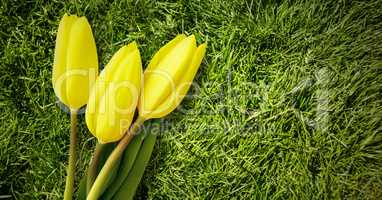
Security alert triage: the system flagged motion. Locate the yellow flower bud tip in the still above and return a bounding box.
[52,13,98,110]
[85,42,142,143]
[176,35,196,52]
[74,17,89,30]
[138,34,207,119]
[128,41,138,49]
[187,34,195,42]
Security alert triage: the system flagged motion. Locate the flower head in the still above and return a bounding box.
[86,42,142,143]
[52,13,98,109]
[139,34,206,119]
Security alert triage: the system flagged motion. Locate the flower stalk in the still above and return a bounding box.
[86,143,105,193]
[64,109,77,200]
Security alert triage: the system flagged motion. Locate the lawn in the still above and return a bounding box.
[1,0,381,199]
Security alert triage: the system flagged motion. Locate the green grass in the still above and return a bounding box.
[1,0,382,199]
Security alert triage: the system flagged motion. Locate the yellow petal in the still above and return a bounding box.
[65,17,98,109]
[86,43,142,143]
[153,35,196,83]
[150,43,207,118]
[86,45,131,138]
[139,35,196,118]
[52,13,77,106]
[95,91,122,143]
[85,79,100,136]
[145,34,187,72]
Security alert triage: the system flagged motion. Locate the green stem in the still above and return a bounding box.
[64,109,77,200]
[86,116,145,200]
[86,143,105,193]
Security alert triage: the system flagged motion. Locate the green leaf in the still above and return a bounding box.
[96,142,123,197]
[77,174,87,200]
[87,143,107,193]
[97,143,117,172]
[102,132,146,200]
[112,132,157,200]
[84,142,123,198]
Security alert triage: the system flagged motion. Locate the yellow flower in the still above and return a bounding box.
[138,34,206,119]
[85,42,142,143]
[52,13,98,109]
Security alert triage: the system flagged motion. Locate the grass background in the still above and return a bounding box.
[1,0,382,199]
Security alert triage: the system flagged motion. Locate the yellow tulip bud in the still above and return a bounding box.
[85,42,142,143]
[52,13,99,109]
[138,34,206,119]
